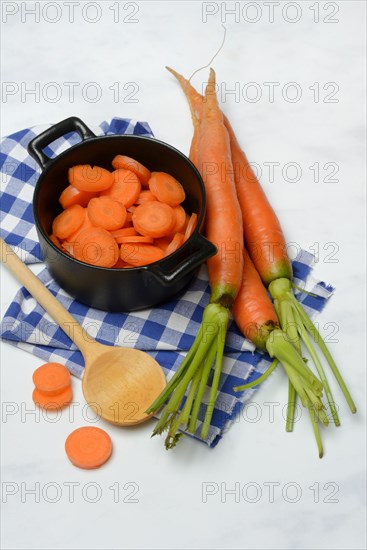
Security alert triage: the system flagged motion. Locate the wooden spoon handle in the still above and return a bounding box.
[0,238,94,354]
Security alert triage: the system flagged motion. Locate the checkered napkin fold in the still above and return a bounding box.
[0,118,335,447]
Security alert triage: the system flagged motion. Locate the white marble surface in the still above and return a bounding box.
[1,1,366,549]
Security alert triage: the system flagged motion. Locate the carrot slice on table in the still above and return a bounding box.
[117,235,154,244]
[132,201,175,238]
[112,155,151,185]
[120,243,164,266]
[136,190,157,204]
[75,227,119,267]
[33,362,71,395]
[165,233,185,256]
[87,197,127,231]
[33,386,73,410]
[69,165,113,192]
[184,212,198,242]
[59,185,97,209]
[101,169,141,208]
[171,205,187,233]
[109,227,138,239]
[65,427,112,469]
[148,172,186,207]
[52,204,85,240]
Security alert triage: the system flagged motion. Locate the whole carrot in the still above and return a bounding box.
[167,67,356,433]
[147,69,244,447]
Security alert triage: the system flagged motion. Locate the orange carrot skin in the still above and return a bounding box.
[167,67,291,287]
[233,248,279,350]
[166,67,201,168]
[198,70,243,306]
[224,117,292,286]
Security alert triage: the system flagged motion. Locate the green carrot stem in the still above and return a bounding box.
[181,364,204,427]
[266,329,323,394]
[152,408,171,437]
[292,298,357,413]
[234,359,278,392]
[292,305,340,426]
[188,338,217,433]
[166,330,217,415]
[165,361,205,448]
[286,381,297,432]
[165,412,184,449]
[146,326,203,414]
[201,322,228,440]
[281,361,309,407]
[307,404,324,458]
[279,299,301,353]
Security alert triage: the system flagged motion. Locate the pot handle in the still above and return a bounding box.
[27,116,96,170]
[149,233,217,286]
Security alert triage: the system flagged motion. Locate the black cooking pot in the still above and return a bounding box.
[28,116,216,312]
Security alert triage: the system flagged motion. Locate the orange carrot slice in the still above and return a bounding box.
[184,212,198,242]
[87,197,127,231]
[101,169,141,208]
[61,241,74,256]
[148,172,186,207]
[117,235,154,244]
[69,165,113,192]
[165,233,185,256]
[33,386,72,410]
[59,185,97,209]
[49,234,62,249]
[171,205,187,234]
[65,427,112,469]
[154,236,171,251]
[67,208,94,242]
[112,258,130,268]
[75,227,119,267]
[109,227,138,239]
[124,212,133,226]
[136,190,157,204]
[132,201,175,238]
[52,204,85,240]
[32,362,71,395]
[120,243,164,266]
[112,155,151,185]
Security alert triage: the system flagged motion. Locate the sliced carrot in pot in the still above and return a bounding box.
[148,172,185,207]
[52,204,85,240]
[101,169,141,208]
[120,243,164,266]
[69,165,113,192]
[59,185,97,209]
[87,197,127,231]
[165,233,185,256]
[74,227,119,268]
[112,155,151,186]
[132,201,175,238]
[184,212,198,242]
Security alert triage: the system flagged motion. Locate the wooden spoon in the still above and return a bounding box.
[0,238,166,425]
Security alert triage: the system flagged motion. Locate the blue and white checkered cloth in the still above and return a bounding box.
[0,118,335,447]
